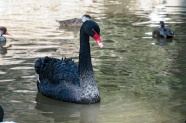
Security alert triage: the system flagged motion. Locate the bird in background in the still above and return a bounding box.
[56,14,91,27]
[152,21,174,38]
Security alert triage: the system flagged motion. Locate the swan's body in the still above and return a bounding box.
[35,20,103,104]
[0,106,16,123]
[152,21,174,38]
[56,14,91,27]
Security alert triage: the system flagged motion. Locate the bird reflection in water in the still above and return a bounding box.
[0,43,12,55]
[35,93,100,123]
[154,38,173,46]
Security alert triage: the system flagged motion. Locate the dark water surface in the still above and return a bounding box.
[0,0,186,123]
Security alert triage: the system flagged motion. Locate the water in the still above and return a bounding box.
[0,0,186,122]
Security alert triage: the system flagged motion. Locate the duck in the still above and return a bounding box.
[0,105,16,123]
[35,20,103,104]
[152,21,174,38]
[0,27,10,48]
[56,14,91,27]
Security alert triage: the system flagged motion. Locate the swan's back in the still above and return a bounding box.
[35,56,79,85]
[35,57,81,102]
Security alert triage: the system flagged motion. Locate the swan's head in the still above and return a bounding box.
[81,14,91,22]
[82,20,103,48]
[0,27,11,36]
[159,21,165,28]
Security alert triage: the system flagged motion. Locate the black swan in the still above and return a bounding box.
[0,27,11,48]
[56,14,91,27]
[0,105,16,123]
[152,21,174,38]
[35,20,103,104]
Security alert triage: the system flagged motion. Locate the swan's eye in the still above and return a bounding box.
[92,29,100,35]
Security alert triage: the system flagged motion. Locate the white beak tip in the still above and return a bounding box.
[98,43,103,48]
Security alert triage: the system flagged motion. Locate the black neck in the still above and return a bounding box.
[78,32,95,86]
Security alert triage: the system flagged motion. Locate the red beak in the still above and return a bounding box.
[93,30,103,48]
[5,31,11,36]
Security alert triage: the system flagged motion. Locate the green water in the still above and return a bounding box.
[0,0,186,122]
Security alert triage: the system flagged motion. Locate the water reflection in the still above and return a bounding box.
[0,47,7,55]
[0,37,7,55]
[35,93,100,123]
[154,38,173,46]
